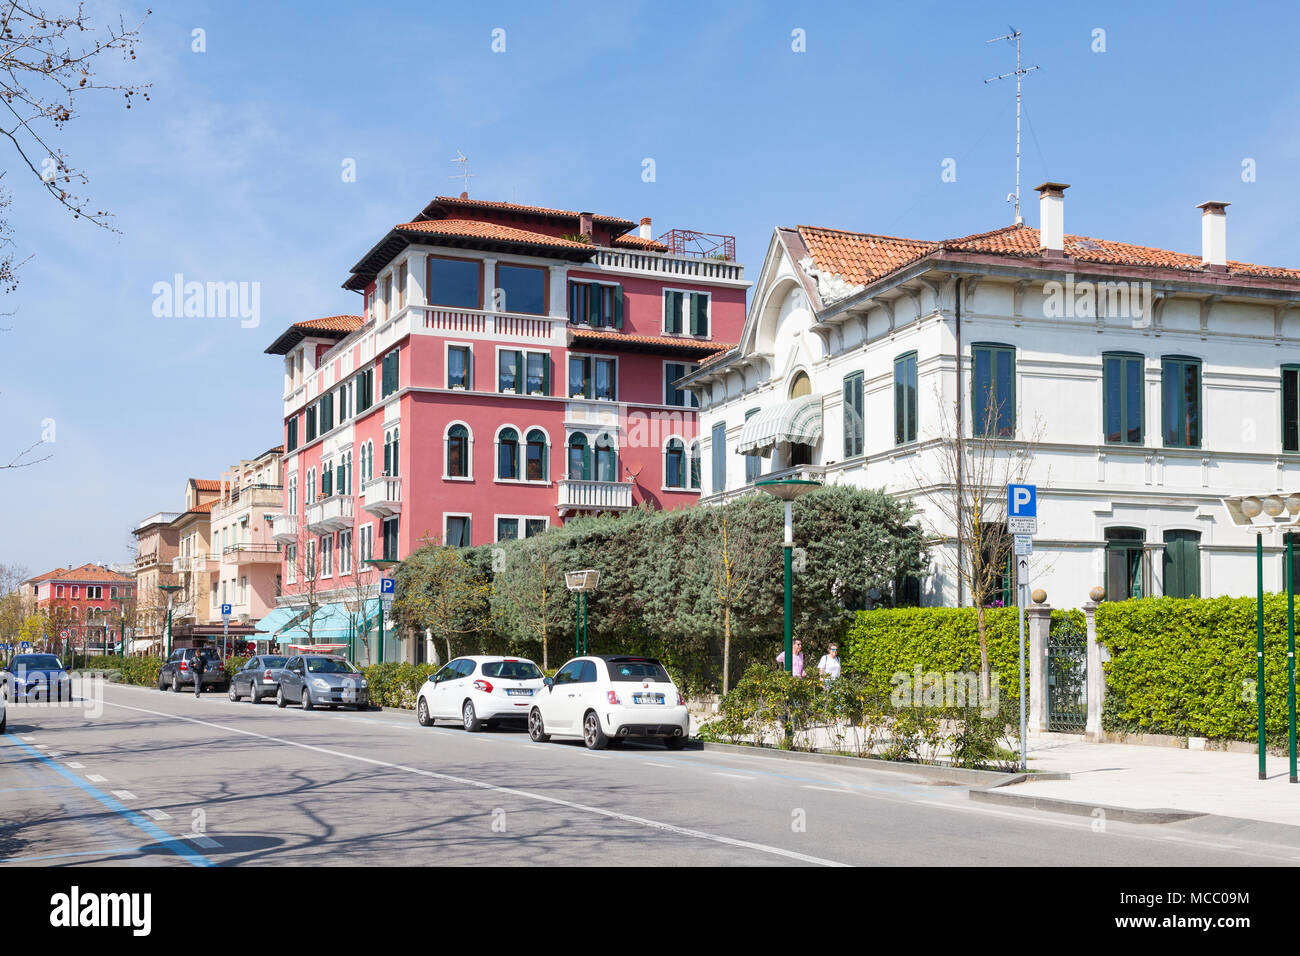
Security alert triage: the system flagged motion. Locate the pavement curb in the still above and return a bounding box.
[696,740,1025,786]
[969,783,1206,824]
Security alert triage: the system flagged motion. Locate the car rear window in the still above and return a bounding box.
[481,660,542,680]
[606,659,671,683]
[306,658,359,674]
[262,657,288,667]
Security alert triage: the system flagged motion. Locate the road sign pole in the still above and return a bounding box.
[1258,533,1267,780]
[1018,574,1027,773]
[1289,533,1297,784]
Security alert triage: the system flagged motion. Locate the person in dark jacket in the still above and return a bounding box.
[191,650,207,697]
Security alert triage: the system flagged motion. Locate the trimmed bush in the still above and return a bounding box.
[1097,595,1297,744]
[361,662,436,709]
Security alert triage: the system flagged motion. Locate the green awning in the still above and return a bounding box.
[737,395,823,456]
[255,606,307,638]
[276,600,380,644]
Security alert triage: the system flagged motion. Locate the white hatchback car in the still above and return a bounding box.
[416,656,545,731]
[528,655,688,750]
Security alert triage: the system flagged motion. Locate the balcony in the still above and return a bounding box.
[270,513,298,544]
[556,479,633,516]
[170,554,211,574]
[417,305,553,342]
[363,476,402,518]
[223,543,283,566]
[305,494,354,533]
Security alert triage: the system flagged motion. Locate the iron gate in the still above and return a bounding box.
[1047,617,1087,732]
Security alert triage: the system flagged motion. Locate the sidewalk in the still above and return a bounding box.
[1010,732,1300,829]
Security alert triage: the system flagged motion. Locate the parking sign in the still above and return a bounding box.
[221,603,232,618]
[1008,484,1037,535]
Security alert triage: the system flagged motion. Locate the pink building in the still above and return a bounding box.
[263,195,748,661]
[26,564,135,654]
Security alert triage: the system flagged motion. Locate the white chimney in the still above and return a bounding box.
[1197,201,1229,268]
[1035,182,1069,254]
[640,216,652,240]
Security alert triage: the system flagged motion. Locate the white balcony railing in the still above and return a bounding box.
[270,513,298,544]
[590,248,744,282]
[305,494,354,533]
[362,476,402,518]
[170,554,215,574]
[557,479,633,515]
[418,305,553,341]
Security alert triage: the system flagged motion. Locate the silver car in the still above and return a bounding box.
[275,655,369,710]
[228,655,290,704]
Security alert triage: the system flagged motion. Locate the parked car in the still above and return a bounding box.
[527,655,688,750]
[3,654,72,702]
[228,655,290,704]
[0,676,6,732]
[275,655,368,710]
[416,656,545,731]
[158,647,226,693]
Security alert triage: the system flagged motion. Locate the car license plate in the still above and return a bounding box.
[506,689,532,696]
[633,693,664,705]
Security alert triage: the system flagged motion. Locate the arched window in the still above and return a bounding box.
[498,427,520,480]
[688,440,701,490]
[665,438,686,488]
[567,433,590,481]
[70,606,79,621]
[789,370,811,398]
[447,424,470,478]
[594,433,618,482]
[526,429,548,481]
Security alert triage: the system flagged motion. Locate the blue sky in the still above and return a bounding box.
[3,0,1300,573]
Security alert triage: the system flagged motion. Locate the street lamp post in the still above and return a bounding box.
[158,584,181,658]
[364,559,399,664]
[1223,492,1300,782]
[756,469,823,674]
[565,570,600,656]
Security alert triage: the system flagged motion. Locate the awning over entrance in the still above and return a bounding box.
[275,601,379,645]
[256,606,305,638]
[737,395,823,456]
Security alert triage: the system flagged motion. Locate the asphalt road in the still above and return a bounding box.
[0,682,1294,867]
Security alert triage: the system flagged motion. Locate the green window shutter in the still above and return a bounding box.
[514,352,524,394]
[569,283,579,323]
[613,285,624,329]
[587,283,600,326]
[541,354,550,395]
[689,294,701,335]
[666,292,682,334]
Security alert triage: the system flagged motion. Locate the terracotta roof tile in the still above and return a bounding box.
[293,315,363,334]
[570,327,734,354]
[40,563,133,584]
[190,479,222,491]
[796,227,938,286]
[428,196,634,228]
[395,219,595,250]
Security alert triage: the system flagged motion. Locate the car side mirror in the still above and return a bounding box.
[543,677,553,688]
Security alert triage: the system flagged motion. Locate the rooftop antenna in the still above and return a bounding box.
[985,28,1039,226]
[449,151,476,195]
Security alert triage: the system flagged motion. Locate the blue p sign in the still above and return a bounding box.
[1009,484,1037,517]
[221,603,232,616]
[380,577,396,595]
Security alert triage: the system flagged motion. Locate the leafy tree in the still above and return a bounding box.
[395,545,492,662]
[490,535,567,670]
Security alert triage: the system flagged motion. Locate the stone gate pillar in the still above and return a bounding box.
[1084,596,1105,741]
[1027,599,1051,733]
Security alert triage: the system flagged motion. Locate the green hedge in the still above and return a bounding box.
[1096,595,1298,744]
[842,606,1082,702]
[72,655,163,687]
[360,662,436,709]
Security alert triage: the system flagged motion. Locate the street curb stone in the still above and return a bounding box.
[697,740,1026,786]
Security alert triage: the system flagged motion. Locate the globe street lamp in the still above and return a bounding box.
[565,569,600,657]
[1223,492,1300,783]
[158,584,182,658]
[755,469,823,674]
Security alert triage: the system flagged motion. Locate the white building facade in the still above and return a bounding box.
[683,185,1300,609]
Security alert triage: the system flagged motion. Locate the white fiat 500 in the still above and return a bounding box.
[416,656,545,732]
[528,655,688,750]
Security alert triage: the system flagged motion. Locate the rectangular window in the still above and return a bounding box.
[526,351,549,395]
[569,281,624,328]
[1163,530,1200,599]
[286,417,299,452]
[318,392,334,433]
[355,369,373,413]
[321,535,333,577]
[448,346,471,389]
[305,406,318,442]
[340,531,352,575]
[1284,366,1300,453]
[664,363,699,407]
[393,262,407,313]
[525,518,548,538]
[496,517,520,542]
[499,349,521,393]
[894,352,918,445]
[496,264,547,315]
[972,344,1015,438]
[843,371,864,458]
[381,349,400,398]
[1161,356,1201,448]
[1104,353,1144,445]
[568,355,616,400]
[427,256,481,309]
[382,517,399,561]
[1106,528,1146,600]
[664,291,709,336]
[445,516,471,548]
[711,422,726,493]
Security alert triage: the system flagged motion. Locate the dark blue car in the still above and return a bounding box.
[4,654,72,701]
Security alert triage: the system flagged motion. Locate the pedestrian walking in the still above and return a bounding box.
[775,638,804,677]
[191,649,207,698]
[817,643,842,684]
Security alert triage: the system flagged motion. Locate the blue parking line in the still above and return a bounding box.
[1,736,214,867]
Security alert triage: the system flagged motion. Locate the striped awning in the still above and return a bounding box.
[737,395,823,456]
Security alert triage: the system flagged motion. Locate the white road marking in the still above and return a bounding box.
[86,774,107,783]
[46,751,64,757]
[646,762,675,768]
[713,772,754,781]
[143,809,171,821]
[65,762,85,769]
[33,744,48,749]
[186,834,221,849]
[100,697,847,867]
[111,790,138,801]
[802,785,849,793]
[19,736,34,742]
